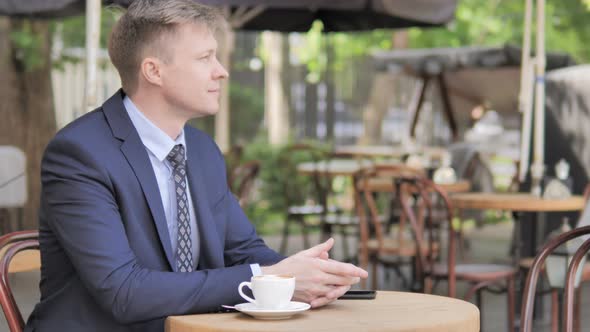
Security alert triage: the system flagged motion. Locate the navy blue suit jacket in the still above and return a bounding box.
[25,91,283,331]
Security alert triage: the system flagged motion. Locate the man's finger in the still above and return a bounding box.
[326,285,350,300]
[310,296,334,308]
[310,284,351,308]
[317,259,368,278]
[301,238,334,257]
[318,273,360,286]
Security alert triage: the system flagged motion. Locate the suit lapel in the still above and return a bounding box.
[184,130,224,270]
[102,91,176,270]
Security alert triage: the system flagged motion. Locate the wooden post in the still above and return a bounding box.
[84,0,101,111]
[263,32,290,146]
[409,77,429,138]
[437,75,458,140]
[518,0,534,183]
[531,0,546,196]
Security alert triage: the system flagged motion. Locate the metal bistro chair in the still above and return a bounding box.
[228,160,261,207]
[563,231,590,332]
[521,225,590,332]
[518,183,590,332]
[353,165,430,290]
[398,177,516,332]
[278,144,333,254]
[0,230,40,332]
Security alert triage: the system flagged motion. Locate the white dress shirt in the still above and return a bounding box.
[123,96,260,275]
[124,96,199,269]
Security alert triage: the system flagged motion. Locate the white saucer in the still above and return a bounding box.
[234,301,311,320]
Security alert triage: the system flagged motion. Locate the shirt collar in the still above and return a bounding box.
[123,96,187,162]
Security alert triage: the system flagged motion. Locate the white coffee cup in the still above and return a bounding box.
[238,275,295,309]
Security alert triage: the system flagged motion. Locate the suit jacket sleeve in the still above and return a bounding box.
[220,190,285,266]
[41,135,278,324]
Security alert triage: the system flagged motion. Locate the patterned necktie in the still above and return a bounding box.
[167,144,193,272]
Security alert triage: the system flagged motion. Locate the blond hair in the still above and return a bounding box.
[108,0,222,94]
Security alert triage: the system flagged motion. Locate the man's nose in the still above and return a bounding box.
[214,58,229,79]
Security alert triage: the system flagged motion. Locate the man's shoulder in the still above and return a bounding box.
[53,89,126,145]
[52,108,110,145]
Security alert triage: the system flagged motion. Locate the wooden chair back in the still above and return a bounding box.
[229,160,260,206]
[0,230,39,332]
[352,166,426,274]
[520,225,590,332]
[277,143,332,211]
[396,177,457,296]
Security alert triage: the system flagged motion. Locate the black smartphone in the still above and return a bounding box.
[338,290,377,300]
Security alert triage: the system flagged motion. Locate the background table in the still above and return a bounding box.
[451,192,586,257]
[450,192,586,322]
[297,159,398,177]
[451,192,586,256]
[450,193,585,212]
[1,249,40,273]
[362,178,470,194]
[334,145,412,158]
[166,291,480,332]
[9,251,40,273]
[334,145,448,161]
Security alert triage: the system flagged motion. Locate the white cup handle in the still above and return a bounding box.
[238,281,256,304]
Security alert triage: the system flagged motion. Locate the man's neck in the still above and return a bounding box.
[127,92,186,140]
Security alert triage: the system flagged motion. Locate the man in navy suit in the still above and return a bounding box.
[25,1,367,331]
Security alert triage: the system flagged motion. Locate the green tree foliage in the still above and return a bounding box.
[409,0,590,62]
[289,21,393,82]
[9,21,45,72]
[239,138,333,233]
[289,0,590,75]
[229,82,265,145]
[58,7,121,49]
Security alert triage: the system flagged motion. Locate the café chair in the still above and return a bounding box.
[353,165,430,289]
[224,144,244,178]
[398,177,516,332]
[227,160,261,207]
[563,233,590,332]
[0,230,39,332]
[521,225,590,332]
[519,182,590,332]
[277,144,333,254]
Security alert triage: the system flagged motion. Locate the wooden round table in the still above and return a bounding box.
[8,250,40,273]
[296,159,436,178]
[362,178,470,194]
[297,159,397,177]
[450,193,586,212]
[450,192,586,264]
[165,291,480,332]
[0,249,40,274]
[334,145,448,161]
[334,145,412,158]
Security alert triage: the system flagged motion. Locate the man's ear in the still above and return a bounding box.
[140,57,163,86]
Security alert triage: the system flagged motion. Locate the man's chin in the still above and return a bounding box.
[190,108,219,119]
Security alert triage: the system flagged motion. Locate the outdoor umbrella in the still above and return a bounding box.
[372,44,574,141]
[2,0,458,148]
[17,0,453,32]
[196,0,457,32]
[0,0,84,18]
[2,0,457,31]
[2,0,457,30]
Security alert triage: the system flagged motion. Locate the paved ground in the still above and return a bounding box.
[3,222,590,331]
